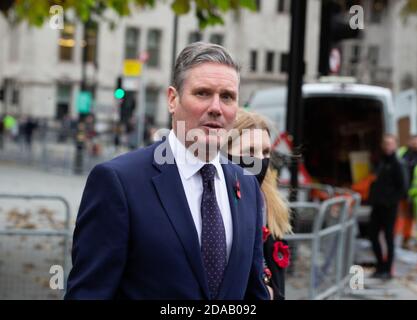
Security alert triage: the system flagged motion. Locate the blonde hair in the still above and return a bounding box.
[228,108,292,239]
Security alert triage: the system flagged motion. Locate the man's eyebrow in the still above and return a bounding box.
[220,89,237,97]
[191,86,212,92]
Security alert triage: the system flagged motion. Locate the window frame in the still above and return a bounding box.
[147,29,162,68]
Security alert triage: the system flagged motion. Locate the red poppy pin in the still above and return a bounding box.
[263,267,272,285]
[264,267,272,279]
[234,176,241,200]
[262,226,271,242]
[272,241,290,269]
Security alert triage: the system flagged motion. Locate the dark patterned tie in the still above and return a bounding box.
[200,164,227,299]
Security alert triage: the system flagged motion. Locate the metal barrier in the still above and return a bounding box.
[0,185,360,300]
[281,184,361,300]
[0,194,71,299]
[279,183,335,203]
[333,187,361,296]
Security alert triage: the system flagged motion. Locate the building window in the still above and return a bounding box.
[9,25,19,62]
[209,34,224,46]
[277,0,288,13]
[350,45,361,64]
[147,29,162,68]
[256,0,261,12]
[250,50,258,72]
[125,27,140,59]
[188,31,202,44]
[59,23,76,62]
[368,46,379,66]
[370,0,387,24]
[56,84,72,120]
[145,87,159,118]
[83,21,98,64]
[280,53,289,73]
[265,51,275,73]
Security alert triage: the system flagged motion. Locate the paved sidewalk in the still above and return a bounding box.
[0,161,88,226]
[341,241,417,300]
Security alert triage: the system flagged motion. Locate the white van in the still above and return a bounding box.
[247,80,417,188]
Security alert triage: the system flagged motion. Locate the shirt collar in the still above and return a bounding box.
[168,129,222,180]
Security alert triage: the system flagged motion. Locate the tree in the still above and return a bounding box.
[0,0,256,29]
[402,0,417,16]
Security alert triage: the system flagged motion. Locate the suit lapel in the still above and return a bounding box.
[151,142,210,299]
[217,163,242,299]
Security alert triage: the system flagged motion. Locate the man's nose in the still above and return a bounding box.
[207,94,222,116]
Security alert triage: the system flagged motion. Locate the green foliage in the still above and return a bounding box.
[5,0,415,29]
[402,0,417,16]
[171,0,190,14]
[3,0,257,28]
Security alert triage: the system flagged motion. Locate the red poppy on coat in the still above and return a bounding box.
[262,226,271,242]
[264,267,272,279]
[234,179,241,199]
[272,241,290,268]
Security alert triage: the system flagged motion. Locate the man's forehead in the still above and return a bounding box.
[185,63,239,86]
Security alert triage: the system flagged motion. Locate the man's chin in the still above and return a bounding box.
[188,135,222,159]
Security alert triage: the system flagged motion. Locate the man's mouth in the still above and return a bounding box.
[201,122,223,129]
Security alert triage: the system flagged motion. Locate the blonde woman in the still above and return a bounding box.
[223,108,292,300]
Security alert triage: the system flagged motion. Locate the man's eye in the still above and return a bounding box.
[196,91,209,97]
[221,94,233,101]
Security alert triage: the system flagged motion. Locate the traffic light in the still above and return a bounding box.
[114,76,125,100]
[318,0,362,75]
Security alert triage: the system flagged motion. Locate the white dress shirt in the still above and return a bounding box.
[168,130,233,260]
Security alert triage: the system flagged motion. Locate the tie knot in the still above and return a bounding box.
[200,164,216,183]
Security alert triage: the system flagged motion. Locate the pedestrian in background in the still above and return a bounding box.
[4,114,18,141]
[225,109,292,299]
[397,135,417,249]
[368,134,408,279]
[23,116,38,151]
[59,114,73,142]
[0,114,4,149]
[112,122,122,153]
[126,116,138,150]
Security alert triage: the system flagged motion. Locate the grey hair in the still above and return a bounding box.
[172,42,240,94]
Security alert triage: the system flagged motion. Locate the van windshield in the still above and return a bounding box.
[302,96,384,187]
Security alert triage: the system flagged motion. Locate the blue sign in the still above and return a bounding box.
[77,91,92,114]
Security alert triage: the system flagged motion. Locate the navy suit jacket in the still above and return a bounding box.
[65,139,269,300]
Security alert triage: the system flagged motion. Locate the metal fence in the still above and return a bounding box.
[0,184,361,300]
[281,184,361,300]
[0,194,71,299]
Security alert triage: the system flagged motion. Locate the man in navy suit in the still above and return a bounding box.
[65,42,269,300]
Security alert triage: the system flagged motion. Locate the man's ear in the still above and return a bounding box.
[167,86,178,115]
